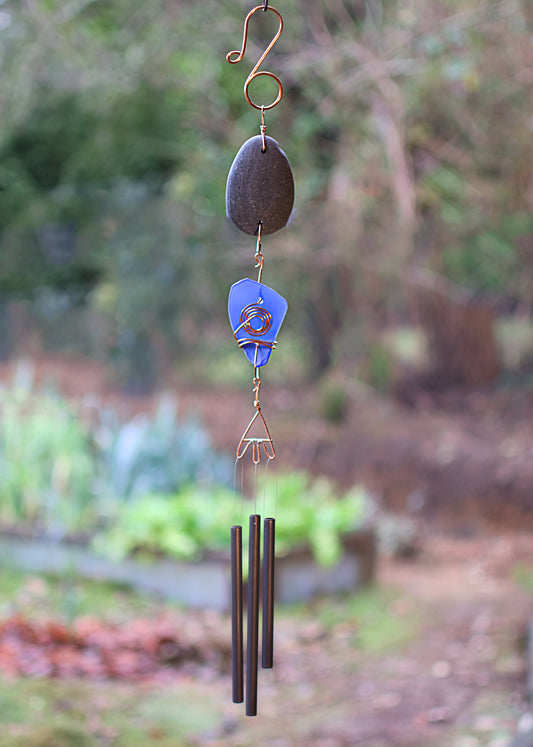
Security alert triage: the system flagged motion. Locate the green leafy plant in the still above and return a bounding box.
[319,379,349,424]
[96,472,374,568]
[272,472,372,567]
[94,485,235,562]
[94,394,232,502]
[0,371,232,536]
[0,381,95,532]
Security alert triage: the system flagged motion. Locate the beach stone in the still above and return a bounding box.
[225,135,294,235]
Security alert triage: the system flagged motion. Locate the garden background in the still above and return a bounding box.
[0,1,532,745]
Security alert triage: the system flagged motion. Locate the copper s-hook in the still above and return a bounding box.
[226,5,283,111]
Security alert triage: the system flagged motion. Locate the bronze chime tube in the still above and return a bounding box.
[231,525,243,703]
[262,517,275,669]
[246,513,261,717]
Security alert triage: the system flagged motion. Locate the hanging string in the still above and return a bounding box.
[262,456,271,518]
[263,0,269,10]
[233,457,239,524]
[233,456,245,526]
[274,461,279,519]
[254,459,258,515]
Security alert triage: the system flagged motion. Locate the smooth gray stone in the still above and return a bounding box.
[226,135,294,236]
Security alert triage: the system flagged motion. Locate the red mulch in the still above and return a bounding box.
[0,613,230,681]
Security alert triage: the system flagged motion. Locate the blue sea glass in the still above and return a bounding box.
[228,278,288,367]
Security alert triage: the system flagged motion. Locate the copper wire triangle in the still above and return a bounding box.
[236,406,276,464]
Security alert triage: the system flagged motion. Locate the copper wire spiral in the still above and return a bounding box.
[235,303,276,350]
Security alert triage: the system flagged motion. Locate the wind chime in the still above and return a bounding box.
[225,2,294,718]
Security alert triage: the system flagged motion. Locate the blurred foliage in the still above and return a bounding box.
[512,564,533,597]
[96,472,373,567]
[93,485,237,562]
[0,369,231,533]
[319,376,349,424]
[0,0,532,381]
[271,471,372,567]
[93,394,232,501]
[361,342,393,393]
[0,375,95,532]
[0,369,372,559]
[309,586,421,654]
[0,672,216,747]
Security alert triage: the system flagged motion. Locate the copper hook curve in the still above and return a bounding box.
[226,5,283,111]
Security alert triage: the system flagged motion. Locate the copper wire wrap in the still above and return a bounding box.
[255,222,264,282]
[260,106,267,152]
[233,304,276,353]
[240,304,272,335]
[234,223,278,464]
[236,370,276,464]
[226,5,283,112]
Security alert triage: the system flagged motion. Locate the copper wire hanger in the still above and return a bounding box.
[226,5,284,112]
[234,222,277,464]
[227,5,284,462]
[236,370,276,464]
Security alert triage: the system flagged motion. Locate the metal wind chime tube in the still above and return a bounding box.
[230,524,243,704]
[246,514,261,716]
[262,516,275,669]
[225,2,294,717]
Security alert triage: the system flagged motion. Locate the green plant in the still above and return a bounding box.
[0,370,232,535]
[0,677,215,747]
[300,586,420,655]
[512,565,533,596]
[96,472,374,568]
[319,379,349,424]
[94,485,235,562]
[273,472,372,567]
[363,343,393,393]
[22,725,96,747]
[94,395,232,503]
[0,379,96,532]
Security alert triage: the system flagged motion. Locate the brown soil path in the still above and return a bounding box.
[212,531,532,747]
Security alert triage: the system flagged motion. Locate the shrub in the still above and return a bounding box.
[93,394,232,504]
[96,472,374,568]
[0,370,232,534]
[0,381,95,533]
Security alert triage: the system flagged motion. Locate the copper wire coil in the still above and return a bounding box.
[239,304,273,336]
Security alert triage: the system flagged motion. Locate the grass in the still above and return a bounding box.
[0,570,220,746]
[348,588,421,653]
[512,564,533,596]
[0,678,221,747]
[0,568,425,745]
[0,569,227,746]
[495,317,533,371]
[284,585,422,655]
[0,568,166,623]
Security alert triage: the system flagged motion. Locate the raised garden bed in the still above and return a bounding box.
[0,527,376,612]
